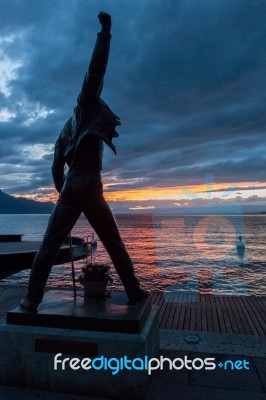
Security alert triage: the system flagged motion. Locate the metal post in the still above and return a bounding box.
[69,233,77,298]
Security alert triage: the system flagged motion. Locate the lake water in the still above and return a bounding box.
[0,213,265,296]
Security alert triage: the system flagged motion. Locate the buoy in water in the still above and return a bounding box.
[236,235,245,250]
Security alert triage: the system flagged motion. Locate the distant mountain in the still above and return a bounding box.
[0,189,54,214]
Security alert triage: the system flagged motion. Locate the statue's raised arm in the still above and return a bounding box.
[77,12,112,108]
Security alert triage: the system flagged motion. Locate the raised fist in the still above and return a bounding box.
[98,11,111,28]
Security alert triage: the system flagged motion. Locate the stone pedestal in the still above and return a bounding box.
[0,290,159,399]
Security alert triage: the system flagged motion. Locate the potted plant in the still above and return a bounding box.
[78,263,113,297]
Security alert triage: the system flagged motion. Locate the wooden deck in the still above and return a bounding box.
[0,286,265,337]
[153,292,266,336]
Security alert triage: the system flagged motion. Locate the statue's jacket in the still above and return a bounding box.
[52,30,120,192]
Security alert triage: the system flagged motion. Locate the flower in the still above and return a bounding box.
[78,263,113,285]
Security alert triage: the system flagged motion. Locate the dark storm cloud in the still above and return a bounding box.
[0,0,266,197]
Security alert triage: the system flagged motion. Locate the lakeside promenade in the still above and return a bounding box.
[0,285,265,400]
[0,285,265,336]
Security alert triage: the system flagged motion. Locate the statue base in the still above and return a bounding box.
[0,290,159,399]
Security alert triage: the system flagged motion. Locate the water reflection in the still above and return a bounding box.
[1,214,266,296]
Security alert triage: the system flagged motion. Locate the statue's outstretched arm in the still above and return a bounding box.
[77,12,112,108]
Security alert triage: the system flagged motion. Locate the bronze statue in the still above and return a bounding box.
[20,12,149,313]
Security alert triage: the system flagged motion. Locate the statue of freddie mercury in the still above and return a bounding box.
[20,11,149,313]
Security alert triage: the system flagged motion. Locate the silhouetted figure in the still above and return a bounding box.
[20,12,149,313]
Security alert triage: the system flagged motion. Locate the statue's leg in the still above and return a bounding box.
[80,180,148,300]
[26,197,81,304]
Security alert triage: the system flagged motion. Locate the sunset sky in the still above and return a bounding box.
[0,0,266,213]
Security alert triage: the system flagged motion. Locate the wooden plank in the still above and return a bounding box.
[206,302,214,332]
[190,302,196,331]
[239,297,264,336]
[215,297,230,333]
[218,296,234,334]
[211,300,220,333]
[176,301,186,331]
[195,301,202,332]
[237,296,261,336]
[170,292,184,330]
[165,295,179,330]
[171,297,183,330]
[157,291,166,310]
[251,297,266,323]
[160,303,171,329]
[160,292,175,329]
[183,303,191,331]
[200,303,208,332]
[159,292,171,329]
[258,297,266,308]
[153,292,165,318]
[224,297,240,334]
[245,296,266,336]
[244,297,266,336]
[257,297,266,313]
[150,291,160,306]
[227,297,246,334]
[233,297,253,335]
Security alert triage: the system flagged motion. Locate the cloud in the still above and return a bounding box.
[128,205,155,211]
[0,0,266,211]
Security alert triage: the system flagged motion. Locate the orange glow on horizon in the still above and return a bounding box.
[11,181,266,204]
[104,181,266,202]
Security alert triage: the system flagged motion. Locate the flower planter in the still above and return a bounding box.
[83,280,108,297]
[79,263,113,298]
